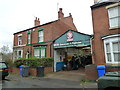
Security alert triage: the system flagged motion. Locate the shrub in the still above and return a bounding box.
[14,57,54,68]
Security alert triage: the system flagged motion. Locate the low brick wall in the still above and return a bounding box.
[10,67,20,75]
[29,67,53,76]
[44,67,53,74]
[29,68,37,76]
[106,65,120,72]
[9,66,53,76]
[85,64,98,80]
[85,64,120,80]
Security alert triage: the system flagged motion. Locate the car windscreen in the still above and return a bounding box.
[0,62,7,68]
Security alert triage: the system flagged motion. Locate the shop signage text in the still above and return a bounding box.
[54,41,82,47]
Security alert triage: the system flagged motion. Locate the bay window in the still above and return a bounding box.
[103,35,120,64]
[34,46,46,58]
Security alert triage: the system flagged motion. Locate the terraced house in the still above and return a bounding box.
[91,1,120,65]
[13,8,77,60]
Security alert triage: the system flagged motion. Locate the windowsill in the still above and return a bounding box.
[106,3,120,9]
[14,44,26,47]
[109,26,120,30]
[26,40,52,46]
[38,41,44,43]
[106,63,120,66]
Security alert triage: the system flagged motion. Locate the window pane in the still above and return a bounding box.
[41,48,45,58]
[34,49,39,58]
[114,53,120,62]
[38,31,43,42]
[118,6,120,18]
[113,42,120,51]
[18,51,22,58]
[108,6,118,18]
[28,34,31,44]
[107,53,112,62]
[0,63,7,68]
[119,16,120,26]
[40,31,43,36]
[110,17,118,27]
[106,43,110,52]
[18,36,22,45]
[108,6,120,28]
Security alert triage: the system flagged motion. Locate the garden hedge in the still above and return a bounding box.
[14,57,54,68]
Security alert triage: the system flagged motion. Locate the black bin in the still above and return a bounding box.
[37,66,44,77]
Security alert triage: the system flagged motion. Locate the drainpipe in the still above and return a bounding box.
[30,29,32,58]
[90,35,95,64]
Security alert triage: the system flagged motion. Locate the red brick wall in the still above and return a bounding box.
[44,67,53,74]
[91,4,119,65]
[9,67,53,76]
[13,15,77,58]
[85,65,120,80]
[10,67,20,75]
[29,68,37,76]
[85,64,98,80]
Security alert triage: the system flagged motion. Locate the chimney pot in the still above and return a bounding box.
[58,8,64,19]
[34,17,40,26]
[59,8,62,11]
[69,13,72,16]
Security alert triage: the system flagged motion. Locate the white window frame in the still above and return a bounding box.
[26,51,30,59]
[18,34,22,46]
[17,50,23,59]
[107,4,120,29]
[38,31,44,42]
[103,35,120,64]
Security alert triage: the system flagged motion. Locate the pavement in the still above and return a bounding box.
[1,71,98,89]
[46,71,85,82]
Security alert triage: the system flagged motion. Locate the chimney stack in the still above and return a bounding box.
[34,17,40,26]
[58,8,64,19]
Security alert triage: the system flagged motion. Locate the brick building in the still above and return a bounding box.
[85,1,120,80]
[13,8,77,60]
[91,1,120,65]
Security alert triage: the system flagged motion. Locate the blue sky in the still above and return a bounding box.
[0,0,94,50]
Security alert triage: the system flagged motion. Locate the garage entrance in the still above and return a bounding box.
[53,30,92,72]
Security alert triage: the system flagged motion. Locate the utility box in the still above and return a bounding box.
[20,65,29,77]
[37,66,44,77]
[56,62,64,71]
[97,65,106,77]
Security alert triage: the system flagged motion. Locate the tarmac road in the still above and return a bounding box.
[1,74,98,90]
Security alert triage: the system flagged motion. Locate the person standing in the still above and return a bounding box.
[72,54,79,70]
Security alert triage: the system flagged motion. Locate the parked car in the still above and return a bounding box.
[97,71,120,90]
[0,61,9,80]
